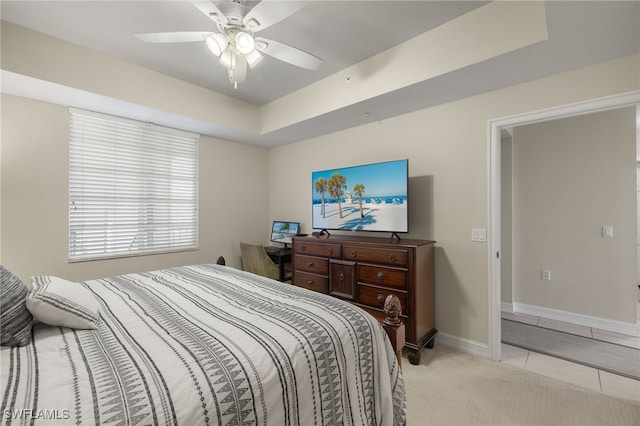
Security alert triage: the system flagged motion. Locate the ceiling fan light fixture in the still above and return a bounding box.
[219,50,236,69]
[139,0,322,87]
[235,31,255,55]
[205,33,228,56]
[245,49,263,68]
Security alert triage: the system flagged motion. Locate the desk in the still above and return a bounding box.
[265,247,292,282]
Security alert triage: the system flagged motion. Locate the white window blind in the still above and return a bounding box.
[69,108,199,261]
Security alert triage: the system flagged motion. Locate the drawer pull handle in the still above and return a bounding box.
[377,272,385,281]
[301,246,306,252]
[328,248,334,255]
[350,251,357,258]
[307,280,314,286]
[307,262,314,267]
[377,294,385,304]
[389,254,396,262]
[338,273,344,280]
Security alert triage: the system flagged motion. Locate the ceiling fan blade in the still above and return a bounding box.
[135,31,211,43]
[255,37,322,70]
[191,0,228,26]
[243,1,308,32]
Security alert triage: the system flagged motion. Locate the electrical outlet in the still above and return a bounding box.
[542,269,551,281]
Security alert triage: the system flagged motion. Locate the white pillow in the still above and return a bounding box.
[27,276,100,329]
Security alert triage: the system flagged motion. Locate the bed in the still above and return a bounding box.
[1,263,406,425]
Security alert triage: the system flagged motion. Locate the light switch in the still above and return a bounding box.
[471,228,486,242]
[602,226,614,238]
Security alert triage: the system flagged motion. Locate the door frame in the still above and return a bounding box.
[488,90,640,361]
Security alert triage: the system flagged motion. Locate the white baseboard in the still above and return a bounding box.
[435,332,489,358]
[501,302,514,313]
[432,299,639,361]
[511,302,639,337]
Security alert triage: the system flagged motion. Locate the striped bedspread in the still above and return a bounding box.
[1,264,406,425]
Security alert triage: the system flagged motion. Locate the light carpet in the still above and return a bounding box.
[501,319,640,380]
[402,345,640,426]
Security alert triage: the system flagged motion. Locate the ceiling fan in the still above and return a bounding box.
[136,0,323,88]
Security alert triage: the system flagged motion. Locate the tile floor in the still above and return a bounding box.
[501,310,640,402]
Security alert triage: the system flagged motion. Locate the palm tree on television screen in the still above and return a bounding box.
[279,222,291,236]
[314,177,328,217]
[328,173,347,218]
[353,183,366,218]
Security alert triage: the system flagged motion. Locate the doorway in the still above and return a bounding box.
[488,91,640,361]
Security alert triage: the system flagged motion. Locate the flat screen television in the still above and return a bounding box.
[312,159,408,236]
[270,220,300,247]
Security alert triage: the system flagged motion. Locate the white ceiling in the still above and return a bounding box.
[1,1,639,147]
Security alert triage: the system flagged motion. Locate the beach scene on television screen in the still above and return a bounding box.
[312,160,408,232]
[271,222,298,243]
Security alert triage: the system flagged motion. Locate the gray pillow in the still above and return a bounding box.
[1,266,33,346]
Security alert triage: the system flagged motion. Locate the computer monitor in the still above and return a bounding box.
[270,221,300,247]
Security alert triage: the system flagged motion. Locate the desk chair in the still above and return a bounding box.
[240,242,280,281]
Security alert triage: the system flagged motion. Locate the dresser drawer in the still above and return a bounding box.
[295,255,329,275]
[294,271,329,293]
[295,241,342,259]
[358,264,407,290]
[343,245,409,267]
[358,285,408,316]
[329,260,356,300]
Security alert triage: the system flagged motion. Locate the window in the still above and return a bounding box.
[69,108,199,261]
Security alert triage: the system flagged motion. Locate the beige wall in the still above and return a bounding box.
[511,108,636,323]
[268,55,640,344]
[1,94,269,284]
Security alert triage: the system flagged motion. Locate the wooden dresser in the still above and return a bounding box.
[292,234,436,364]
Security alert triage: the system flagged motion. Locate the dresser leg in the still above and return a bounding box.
[407,348,421,365]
